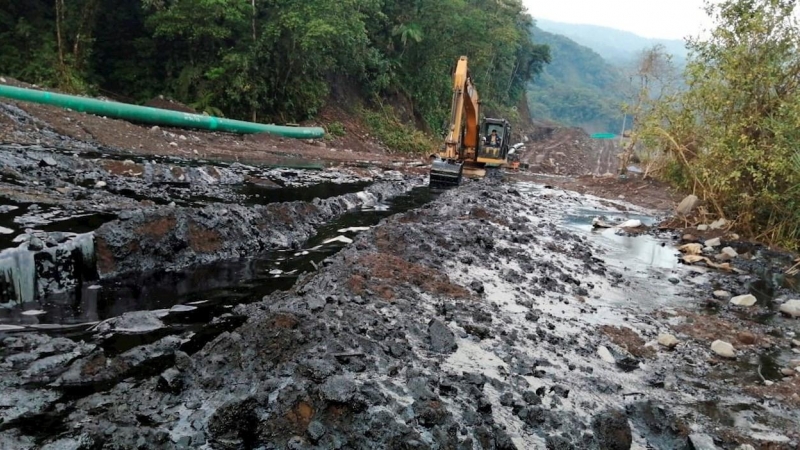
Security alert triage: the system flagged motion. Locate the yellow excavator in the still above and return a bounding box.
[429,56,512,188]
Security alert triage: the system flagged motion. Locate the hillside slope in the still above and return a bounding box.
[526,26,627,133]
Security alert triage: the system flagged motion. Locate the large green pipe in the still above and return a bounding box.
[0,84,324,139]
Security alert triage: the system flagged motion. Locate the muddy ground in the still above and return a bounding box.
[1,86,800,450]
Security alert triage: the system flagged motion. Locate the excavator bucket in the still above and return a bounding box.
[429,158,463,189]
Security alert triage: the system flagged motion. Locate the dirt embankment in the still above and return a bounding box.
[0,77,424,170]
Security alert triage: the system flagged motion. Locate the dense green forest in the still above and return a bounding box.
[0,0,550,138]
[526,26,627,133]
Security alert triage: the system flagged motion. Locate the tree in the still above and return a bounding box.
[639,0,800,249]
[618,44,679,175]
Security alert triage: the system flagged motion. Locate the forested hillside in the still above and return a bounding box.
[0,0,549,137]
[526,26,627,133]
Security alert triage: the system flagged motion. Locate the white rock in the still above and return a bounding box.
[712,290,731,300]
[597,346,615,363]
[0,77,6,83]
[676,195,699,215]
[711,340,736,358]
[169,142,178,147]
[21,309,47,316]
[735,445,756,450]
[730,294,757,307]
[94,181,107,188]
[697,224,709,231]
[721,247,738,257]
[709,218,728,230]
[704,237,721,247]
[792,339,800,347]
[618,219,642,228]
[0,226,13,234]
[179,135,187,140]
[657,333,680,349]
[764,380,774,386]
[150,126,160,132]
[779,299,800,318]
[790,359,800,367]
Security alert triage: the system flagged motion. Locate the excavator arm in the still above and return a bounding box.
[430,56,480,188]
[443,56,480,159]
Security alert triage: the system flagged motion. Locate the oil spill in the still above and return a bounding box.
[0,186,436,331]
[238,180,371,205]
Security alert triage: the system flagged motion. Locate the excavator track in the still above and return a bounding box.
[429,158,463,189]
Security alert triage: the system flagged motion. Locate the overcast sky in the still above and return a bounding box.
[522,0,715,40]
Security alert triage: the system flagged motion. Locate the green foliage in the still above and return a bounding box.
[639,0,800,250]
[360,106,436,155]
[527,26,626,132]
[326,121,346,137]
[0,0,548,134]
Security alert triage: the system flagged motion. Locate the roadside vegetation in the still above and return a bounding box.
[0,0,549,153]
[632,0,800,250]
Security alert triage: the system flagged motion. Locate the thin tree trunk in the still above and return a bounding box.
[55,0,65,67]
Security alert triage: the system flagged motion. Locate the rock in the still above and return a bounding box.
[712,290,731,300]
[169,142,178,147]
[730,294,756,307]
[779,299,800,318]
[28,236,44,251]
[319,375,356,403]
[94,181,107,188]
[428,319,457,353]
[704,237,721,247]
[792,339,800,347]
[597,346,615,363]
[658,334,680,349]
[697,224,709,231]
[668,276,680,284]
[470,280,484,293]
[709,218,727,230]
[150,126,160,132]
[307,296,326,312]
[307,420,326,442]
[522,391,541,405]
[688,433,718,449]
[781,368,796,376]
[618,219,642,228]
[591,408,632,450]
[711,340,736,358]
[734,445,755,450]
[676,195,699,215]
[736,332,756,345]
[157,368,184,394]
[39,157,58,167]
[721,247,738,258]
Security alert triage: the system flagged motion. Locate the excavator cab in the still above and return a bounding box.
[477,118,510,162]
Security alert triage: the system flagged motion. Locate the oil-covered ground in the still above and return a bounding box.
[2,94,800,449]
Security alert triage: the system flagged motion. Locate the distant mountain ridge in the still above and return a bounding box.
[534,19,689,66]
[526,25,627,133]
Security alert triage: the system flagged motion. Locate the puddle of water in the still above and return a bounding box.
[0,187,436,330]
[561,207,679,271]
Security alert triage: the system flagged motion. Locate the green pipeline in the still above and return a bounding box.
[0,84,324,139]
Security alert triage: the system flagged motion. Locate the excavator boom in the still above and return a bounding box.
[429,56,481,189]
